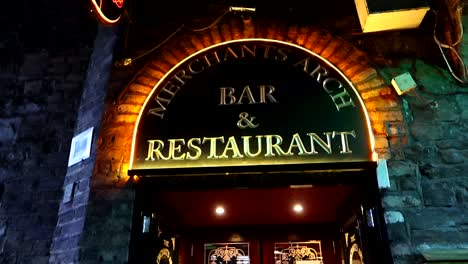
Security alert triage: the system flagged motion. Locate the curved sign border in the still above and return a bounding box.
[129,39,376,173]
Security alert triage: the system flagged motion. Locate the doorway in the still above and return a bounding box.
[128,167,392,264]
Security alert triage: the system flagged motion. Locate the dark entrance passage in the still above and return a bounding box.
[128,166,392,264]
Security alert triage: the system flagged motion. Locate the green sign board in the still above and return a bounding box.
[129,39,374,174]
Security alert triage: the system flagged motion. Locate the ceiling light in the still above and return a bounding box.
[215,206,225,215]
[293,204,303,213]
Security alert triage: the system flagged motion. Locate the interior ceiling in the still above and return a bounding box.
[152,184,360,228]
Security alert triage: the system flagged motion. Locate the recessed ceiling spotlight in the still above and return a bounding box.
[215,206,225,215]
[293,204,304,213]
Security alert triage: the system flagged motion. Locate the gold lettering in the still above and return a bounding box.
[329,90,355,110]
[160,81,180,97]
[203,51,221,67]
[187,138,202,160]
[224,47,239,61]
[168,139,185,160]
[220,136,244,158]
[219,87,236,105]
[242,136,263,158]
[241,45,256,57]
[188,58,204,74]
[310,64,328,82]
[259,85,278,103]
[143,130,358,162]
[276,48,289,61]
[294,58,309,73]
[172,70,192,86]
[148,99,168,119]
[237,85,256,104]
[333,131,356,154]
[202,136,224,159]
[265,135,288,157]
[147,81,180,119]
[286,133,308,155]
[307,132,333,154]
[263,46,272,59]
[322,78,342,93]
[145,140,170,160]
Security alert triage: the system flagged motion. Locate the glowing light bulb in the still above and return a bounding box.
[293,204,303,213]
[215,206,225,215]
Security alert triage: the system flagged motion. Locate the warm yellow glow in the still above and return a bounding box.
[215,206,225,215]
[355,0,429,33]
[129,39,377,169]
[90,0,121,24]
[293,204,304,213]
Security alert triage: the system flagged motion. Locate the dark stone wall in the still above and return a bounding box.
[0,0,97,263]
[377,61,468,263]
[48,25,120,264]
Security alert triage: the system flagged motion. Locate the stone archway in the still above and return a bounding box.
[98,17,403,186]
[80,15,405,263]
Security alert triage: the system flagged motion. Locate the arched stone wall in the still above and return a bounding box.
[81,15,406,263]
[97,17,403,187]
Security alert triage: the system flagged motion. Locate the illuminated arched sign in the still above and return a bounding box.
[90,0,124,25]
[130,39,375,174]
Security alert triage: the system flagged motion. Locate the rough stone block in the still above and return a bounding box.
[410,122,445,141]
[422,181,456,207]
[128,83,152,94]
[23,80,44,95]
[454,94,468,109]
[116,104,141,114]
[0,118,20,142]
[439,149,465,164]
[374,135,389,149]
[388,161,417,177]
[387,222,409,243]
[0,168,15,181]
[434,98,459,122]
[60,219,85,236]
[57,210,75,225]
[19,52,49,80]
[383,192,422,208]
[404,142,439,165]
[385,211,405,224]
[405,208,463,230]
[30,240,50,255]
[436,138,468,149]
[413,229,468,245]
[385,121,406,137]
[391,242,413,257]
[16,102,42,114]
[399,176,419,191]
[453,178,468,204]
[461,109,468,120]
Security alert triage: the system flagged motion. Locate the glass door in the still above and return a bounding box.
[274,241,324,264]
[205,242,250,264]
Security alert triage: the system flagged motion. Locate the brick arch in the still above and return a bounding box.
[98,16,403,184]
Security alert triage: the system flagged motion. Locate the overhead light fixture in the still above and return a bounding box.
[293,204,304,213]
[354,0,429,33]
[290,184,313,189]
[215,206,225,215]
[229,6,256,13]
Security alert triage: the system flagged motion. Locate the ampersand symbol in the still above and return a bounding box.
[237,112,259,129]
